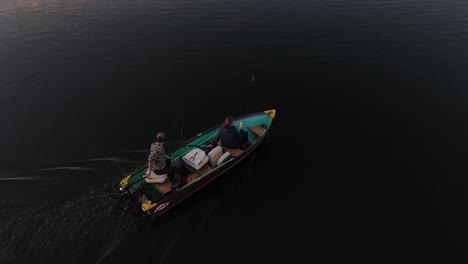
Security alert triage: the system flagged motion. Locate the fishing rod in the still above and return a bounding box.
[246,74,254,114]
[179,107,184,157]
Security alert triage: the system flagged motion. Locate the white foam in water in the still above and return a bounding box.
[0,185,148,263]
[35,166,95,172]
[87,157,142,164]
[0,176,37,181]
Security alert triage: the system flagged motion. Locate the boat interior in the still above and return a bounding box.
[126,111,274,202]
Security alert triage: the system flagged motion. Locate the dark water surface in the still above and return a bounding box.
[1,0,468,263]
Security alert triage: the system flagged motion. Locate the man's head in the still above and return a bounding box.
[156,132,166,142]
[223,116,234,128]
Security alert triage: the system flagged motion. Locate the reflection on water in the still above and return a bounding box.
[0,0,41,13]
[1,0,468,262]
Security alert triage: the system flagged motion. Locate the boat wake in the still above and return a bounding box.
[0,176,38,181]
[34,166,96,172]
[84,157,143,164]
[0,180,148,264]
[3,154,145,180]
[123,149,147,153]
[64,156,144,165]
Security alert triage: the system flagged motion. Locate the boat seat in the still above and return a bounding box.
[207,145,224,167]
[207,145,234,168]
[216,152,232,166]
[144,168,167,183]
[248,125,266,137]
[142,169,173,194]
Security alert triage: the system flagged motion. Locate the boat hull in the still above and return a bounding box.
[119,110,276,219]
[147,130,269,219]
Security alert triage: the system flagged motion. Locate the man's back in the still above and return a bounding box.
[217,125,241,148]
[148,142,166,171]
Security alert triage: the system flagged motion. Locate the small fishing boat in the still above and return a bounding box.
[118,109,277,219]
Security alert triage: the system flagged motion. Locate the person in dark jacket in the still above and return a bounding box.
[208,116,246,149]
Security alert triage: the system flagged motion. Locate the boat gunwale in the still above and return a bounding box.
[120,110,276,218]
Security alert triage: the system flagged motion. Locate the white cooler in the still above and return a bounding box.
[182,148,209,170]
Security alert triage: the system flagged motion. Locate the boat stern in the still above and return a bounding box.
[119,175,133,192]
[139,196,158,212]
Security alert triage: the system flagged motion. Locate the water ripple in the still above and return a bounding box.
[0,181,148,264]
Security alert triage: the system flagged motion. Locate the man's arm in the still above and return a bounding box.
[145,162,152,178]
[237,122,246,145]
[208,130,222,147]
[146,145,155,177]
